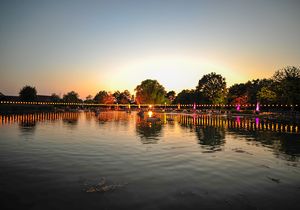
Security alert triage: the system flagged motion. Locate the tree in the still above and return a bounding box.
[135,79,167,104]
[85,95,94,103]
[63,91,81,103]
[246,79,274,104]
[227,83,248,104]
[196,72,227,104]
[94,91,107,103]
[273,66,300,104]
[19,85,37,101]
[94,91,115,104]
[174,89,194,104]
[166,91,176,104]
[114,90,131,104]
[227,79,274,105]
[50,93,61,102]
[256,87,277,104]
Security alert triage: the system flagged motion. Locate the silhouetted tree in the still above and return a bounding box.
[196,72,227,104]
[174,89,194,104]
[227,83,248,104]
[63,91,81,103]
[94,91,108,103]
[19,85,37,101]
[94,91,115,104]
[85,95,94,103]
[114,90,131,104]
[166,91,176,104]
[135,79,167,104]
[273,66,300,104]
[50,93,61,102]
[227,79,274,104]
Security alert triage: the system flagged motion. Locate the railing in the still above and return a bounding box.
[178,115,299,134]
[0,100,299,108]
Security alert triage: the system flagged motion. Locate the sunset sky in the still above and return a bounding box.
[0,0,299,99]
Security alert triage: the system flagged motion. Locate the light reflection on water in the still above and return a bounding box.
[0,111,300,210]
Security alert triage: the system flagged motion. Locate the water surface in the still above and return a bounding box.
[0,111,300,210]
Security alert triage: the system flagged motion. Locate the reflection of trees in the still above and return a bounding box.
[19,120,36,134]
[96,112,130,127]
[136,119,162,144]
[62,113,79,128]
[195,126,225,152]
[273,136,300,162]
[228,128,300,162]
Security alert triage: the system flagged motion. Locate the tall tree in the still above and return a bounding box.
[273,66,300,104]
[135,79,167,104]
[227,83,248,104]
[94,91,115,104]
[196,72,227,104]
[166,91,176,104]
[63,91,81,103]
[19,85,37,101]
[256,87,277,104]
[174,89,194,104]
[114,90,131,104]
[94,91,108,103]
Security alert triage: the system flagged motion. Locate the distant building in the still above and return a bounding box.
[36,95,52,102]
[2,95,19,101]
[1,95,52,102]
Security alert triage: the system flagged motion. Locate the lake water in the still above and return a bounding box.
[0,111,300,210]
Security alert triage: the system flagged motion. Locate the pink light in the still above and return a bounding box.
[236,116,241,124]
[256,102,260,112]
[193,103,196,110]
[236,104,240,111]
[255,117,259,125]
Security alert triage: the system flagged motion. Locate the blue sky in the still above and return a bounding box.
[0,0,299,98]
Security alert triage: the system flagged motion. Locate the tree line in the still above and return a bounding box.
[4,66,300,105]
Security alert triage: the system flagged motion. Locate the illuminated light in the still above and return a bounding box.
[128,104,131,109]
[236,104,241,111]
[256,102,260,112]
[193,103,196,110]
[148,111,153,118]
[149,105,152,108]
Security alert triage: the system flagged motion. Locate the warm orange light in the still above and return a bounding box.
[148,111,153,118]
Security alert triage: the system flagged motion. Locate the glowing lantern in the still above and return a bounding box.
[148,111,153,118]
